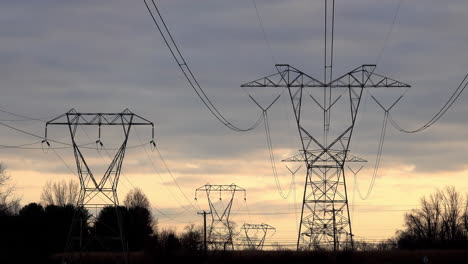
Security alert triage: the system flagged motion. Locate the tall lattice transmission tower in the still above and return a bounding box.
[195,184,246,250]
[241,1,410,250]
[44,109,154,262]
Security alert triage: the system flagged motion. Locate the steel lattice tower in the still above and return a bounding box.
[241,0,410,251]
[240,223,276,250]
[45,109,154,262]
[195,184,246,250]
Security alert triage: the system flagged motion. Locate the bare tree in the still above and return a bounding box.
[123,187,150,209]
[463,194,468,237]
[0,163,20,215]
[40,179,79,206]
[440,186,463,240]
[398,186,468,248]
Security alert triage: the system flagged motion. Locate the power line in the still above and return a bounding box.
[0,120,50,140]
[0,107,59,122]
[155,146,200,212]
[354,92,405,200]
[0,119,149,150]
[0,141,44,149]
[144,0,263,132]
[0,109,199,223]
[48,146,117,207]
[80,127,138,193]
[133,127,198,214]
[375,0,403,65]
[0,141,147,150]
[248,92,294,200]
[350,90,371,220]
[211,208,411,216]
[355,110,389,200]
[263,111,294,199]
[50,147,78,177]
[389,73,468,133]
[79,127,192,223]
[252,0,277,65]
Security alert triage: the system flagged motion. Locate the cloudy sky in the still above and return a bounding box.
[1,0,468,246]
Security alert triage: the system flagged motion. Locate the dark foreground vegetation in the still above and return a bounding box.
[2,192,468,264]
[1,162,468,263]
[46,249,468,264]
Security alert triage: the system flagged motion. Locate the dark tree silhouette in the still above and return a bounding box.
[128,206,154,250]
[158,228,181,253]
[96,205,154,251]
[19,202,44,217]
[397,186,468,249]
[44,204,90,253]
[0,202,91,263]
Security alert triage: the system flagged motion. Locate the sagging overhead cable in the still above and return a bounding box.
[355,94,402,200]
[389,73,468,133]
[357,110,388,200]
[250,94,295,199]
[144,0,263,132]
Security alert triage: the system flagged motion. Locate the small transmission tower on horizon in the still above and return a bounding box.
[44,108,155,262]
[195,184,246,250]
[241,0,410,250]
[239,223,276,250]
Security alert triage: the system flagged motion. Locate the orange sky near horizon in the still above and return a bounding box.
[8,146,468,247]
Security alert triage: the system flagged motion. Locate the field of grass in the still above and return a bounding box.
[48,249,468,264]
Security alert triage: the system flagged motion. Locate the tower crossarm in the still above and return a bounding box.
[241,223,276,231]
[282,150,367,164]
[240,64,325,88]
[195,184,246,195]
[329,64,411,88]
[46,109,154,131]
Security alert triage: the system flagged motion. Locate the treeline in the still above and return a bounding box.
[0,185,204,263]
[0,204,150,261]
[351,187,468,251]
[2,162,468,263]
[395,186,468,249]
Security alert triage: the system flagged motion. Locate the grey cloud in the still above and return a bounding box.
[0,0,468,206]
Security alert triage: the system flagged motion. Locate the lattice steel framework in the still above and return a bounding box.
[240,0,411,250]
[195,184,246,250]
[242,63,409,250]
[239,223,276,250]
[45,108,154,262]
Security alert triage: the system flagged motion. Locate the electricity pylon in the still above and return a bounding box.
[242,64,409,250]
[44,109,154,262]
[195,184,246,250]
[242,0,411,251]
[240,223,276,250]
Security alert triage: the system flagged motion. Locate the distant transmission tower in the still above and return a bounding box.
[44,109,154,262]
[195,184,246,250]
[239,223,276,250]
[241,0,410,250]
